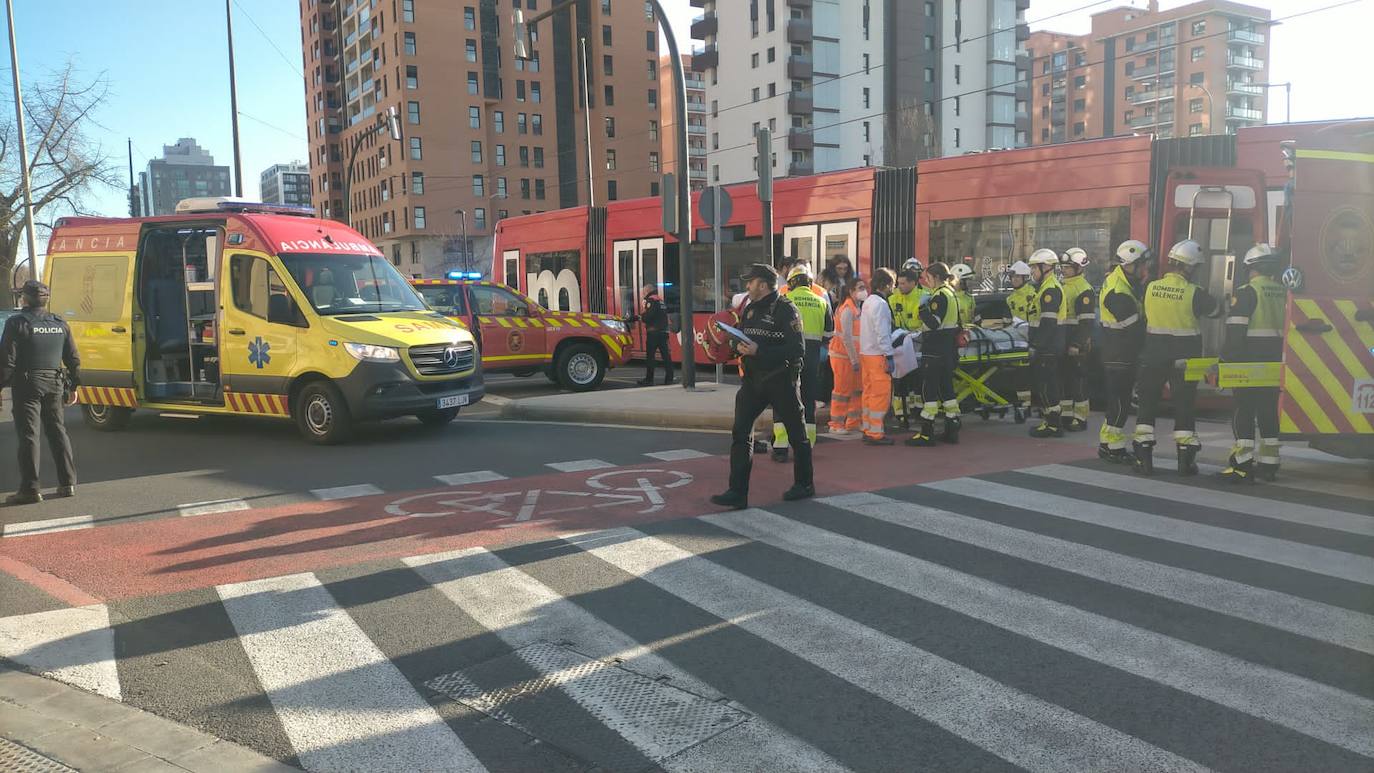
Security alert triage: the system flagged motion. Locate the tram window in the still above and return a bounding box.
[526,249,581,311]
[688,237,763,312]
[929,206,1128,287]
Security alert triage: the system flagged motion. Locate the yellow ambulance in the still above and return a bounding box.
[43,198,483,444]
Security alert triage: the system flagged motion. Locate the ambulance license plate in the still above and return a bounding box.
[437,394,469,409]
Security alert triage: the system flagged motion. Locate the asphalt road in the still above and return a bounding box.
[0,389,1371,772]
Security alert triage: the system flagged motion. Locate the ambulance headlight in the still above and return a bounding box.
[602,319,626,333]
[344,342,401,362]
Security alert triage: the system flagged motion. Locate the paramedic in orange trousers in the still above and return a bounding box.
[711,264,814,510]
[859,268,897,445]
[828,278,865,434]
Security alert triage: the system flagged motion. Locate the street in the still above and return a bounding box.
[0,383,1370,772]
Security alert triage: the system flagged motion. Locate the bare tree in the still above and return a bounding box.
[887,102,943,166]
[0,62,120,284]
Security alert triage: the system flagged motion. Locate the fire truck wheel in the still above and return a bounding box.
[295,381,354,445]
[555,343,607,392]
[83,404,132,432]
[415,407,461,427]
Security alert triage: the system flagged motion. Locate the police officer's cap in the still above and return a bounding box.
[740,263,778,283]
[19,279,49,298]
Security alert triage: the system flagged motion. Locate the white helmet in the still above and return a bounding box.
[1008,260,1032,276]
[950,263,975,281]
[901,257,924,273]
[1243,243,1278,265]
[1061,247,1090,268]
[1115,239,1151,265]
[786,263,813,282]
[1028,248,1059,267]
[1167,239,1205,267]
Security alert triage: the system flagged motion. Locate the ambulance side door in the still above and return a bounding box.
[45,252,137,398]
[220,253,303,404]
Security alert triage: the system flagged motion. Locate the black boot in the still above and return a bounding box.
[1177,444,1200,476]
[1098,444,1130,463]
[783,483,815,501]
[905,420,938,447]
[1030,415,1065,438]
[1219,457,1253,484]
[771,446,790,463]
[942,416,961,444]
[636,374,654,386]
[52,485,76,498]
[1256,462,1279,482]
[1133,441,1154,476]
[4,491,42,506]
[710,490,749,510]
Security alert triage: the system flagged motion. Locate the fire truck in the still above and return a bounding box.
[492,119,1374,453]
[411,275,632,391]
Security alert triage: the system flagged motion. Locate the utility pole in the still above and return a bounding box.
[5,0,37,275]
[225,0,244,197]
[127,138,138,216]
[581,32,595,207]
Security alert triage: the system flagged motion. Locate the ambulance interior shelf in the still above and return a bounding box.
[138,226,221,401]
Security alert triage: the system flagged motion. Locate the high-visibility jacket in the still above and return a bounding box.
[1006,282,1036,321]
[1060,274,1096,348]
[1099,265,1144,365]
[829,298,861,361]
[1142,271,1219,362]
[1223,274,1287,362]
[887,287,927,331]
[956,290,975,327]
[920,285,961,332]
[1027,274,1063,352]
[788,285,830,341]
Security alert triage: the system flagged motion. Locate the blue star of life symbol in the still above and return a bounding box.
[248,336,271,369]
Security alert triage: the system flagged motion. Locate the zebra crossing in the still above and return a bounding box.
[0,462,1370,772]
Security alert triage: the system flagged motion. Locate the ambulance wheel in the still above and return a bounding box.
[555,343,607,392]
[415,407,460,427]
[83,404,132,432]
[295,382,353,445]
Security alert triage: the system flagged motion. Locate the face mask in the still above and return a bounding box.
[854,291,869,303]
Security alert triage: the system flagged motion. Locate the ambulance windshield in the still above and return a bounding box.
[279,252,427,315]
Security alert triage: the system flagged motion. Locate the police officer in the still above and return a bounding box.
[1,281,80,505]
[712,264,813,509]
[907,262,962,446]
[1132,239,1221,475]
[1026,248,1066,438]
[771,264,832,459]
[633,283,674,386]
[887,258,927,428]
[1097,239,1151,462]
[1220,244,1288,483]
[1058,248,1097,432]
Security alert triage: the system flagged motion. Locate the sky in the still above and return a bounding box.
[4,0,1371,256]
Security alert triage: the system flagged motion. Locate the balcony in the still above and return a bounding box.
[787,90,813,114]
[687,124,707,135]
[690,13,717,39]
[1228,55,1264,70]
[1127,112,1173,128]
[689,167,708,179]
[786,18,812,44]
[687,101,707,113]
[691,45,719,71]
[788,54,813,79]
[788,129,814,150]
[787,0,811,6]
[690,0,706,6]
[1016,22,1030,41]
[1228,29,1265,45]
[1130,65,1159,80]
[1227,105,1263,121]
[1131,86,1174,103]
[1227,80,1263,96]
[688,145,708,157]
[788,159,814,177]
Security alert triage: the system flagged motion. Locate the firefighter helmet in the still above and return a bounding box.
[901,257,924,274]
[1167,239,1205,267]
[1028,248,1059,267]
[1115,239,1151,265]
[1061,247,1090,267]
[1243,243,1279,265]
[950,263,975,281]
[1008,260,1032,276]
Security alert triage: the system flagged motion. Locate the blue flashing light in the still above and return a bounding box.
[447,271,483,280]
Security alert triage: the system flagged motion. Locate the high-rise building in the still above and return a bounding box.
[1027,0,1271,145]
[260,162,312,207]
[138,138,231,216]
[299,0,662,278]
[689,0,1029,185]
[660,54,708,192]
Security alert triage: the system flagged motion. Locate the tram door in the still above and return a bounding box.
[782,221,859,275]
[613,237,665,354]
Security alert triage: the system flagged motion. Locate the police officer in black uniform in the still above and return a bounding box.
[632,283,674,385]
[712,264,813,509]
[1,281,81,505]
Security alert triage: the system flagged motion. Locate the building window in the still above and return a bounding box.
[601,0,610,13]
[924,68,934,83]
[404,32,417,56]
[645,1,653,20]
[496,177,507,197]
[1075,75,1086,88]
[768,83,777,98]
[411,172,424,194]
[467,105,479,128]
[649,120,658,140]
[473,175,485,197]
[862,53,870,73]
[863,87,870,109]
[607,179,618,200]
[414,206,426,229]
[955,64,961,84]
[1073,121,1085,136]
[521,178,531,198]
[1190,71,1205,85]
[464,7,476,30]
[752,87,760,102]
[535,179,546,200]
[954,128,961,148]
[1191,46,1205,61]
[712,164,719,182]
[1074,98,1085,112]
[752,53,760,69]
[518,113,528,134]
[649,152,659,172]
[1192,20,1205,35]
[531,82,542,103]
[604,85,614,105]
[467,72,479,94]
[532,114,543,135]
[768,47,776,63]
[1075,52,1086,66]
[1189,98,1204,113]
[1042,128,1050,141]
[406,65,419,89]
[712,132,718,150]
[519,146,529,167]
[471,141,483,163]
[605,116,616,137]
[494,111,505,133]
[409,101,422,124]
[517,80,527,101]
[604,55,614,76]
[1190,123,1204,136]
[466,40,477,62]
[475,208,487,230]
[602,25,612,45]
[862,121,870,141]
[496,144,507,165]
[409,137,422,160]
[403,0,414,22]
[924,1,934,16]
[606,149,617,170]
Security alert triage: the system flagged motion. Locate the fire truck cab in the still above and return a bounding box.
[412,276,633,391]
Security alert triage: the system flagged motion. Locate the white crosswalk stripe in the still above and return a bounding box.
[2,463,1371,772]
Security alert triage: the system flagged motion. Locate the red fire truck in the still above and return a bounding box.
[493,119,1374,453]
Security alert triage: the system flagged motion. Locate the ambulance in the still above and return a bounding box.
[43,198,482,444]
[411,276,633,391]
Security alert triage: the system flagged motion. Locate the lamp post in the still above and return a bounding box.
[1253,81,1291,123]
[5,0,38,278]
[1189,82,1214,134]
[516,1,694,387]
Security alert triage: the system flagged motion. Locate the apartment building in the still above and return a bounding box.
[259,162,312,207]
[138,138,231,217]
[299,0,662,278]
[659,54,708,192]
[1027,0,1271,145]
[689,0,1029,185]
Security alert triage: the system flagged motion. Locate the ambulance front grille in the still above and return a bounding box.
[410,343,476,376]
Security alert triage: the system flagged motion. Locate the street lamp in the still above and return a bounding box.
[1188,82,1214,135]
[1253,81,1292,123]
[516,0,696,388]
[341,106,402,226]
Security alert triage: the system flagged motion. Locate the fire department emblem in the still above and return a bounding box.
[508,330,525,353]
[1319,207,1373,284]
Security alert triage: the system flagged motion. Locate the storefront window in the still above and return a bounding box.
[929,206,1129,289]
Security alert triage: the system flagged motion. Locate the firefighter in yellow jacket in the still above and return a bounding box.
[1058,247,1097,432]
[1220,244,1288,482]
[887,258,927,428]
[772,263,832,460]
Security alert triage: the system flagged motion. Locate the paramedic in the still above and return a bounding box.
[859,268,897,445]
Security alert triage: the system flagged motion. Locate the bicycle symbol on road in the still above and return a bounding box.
[384,469,693,525]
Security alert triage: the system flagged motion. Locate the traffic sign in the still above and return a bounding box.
[700,185,733,228]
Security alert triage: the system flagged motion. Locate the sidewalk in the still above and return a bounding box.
[0,662,295,772]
